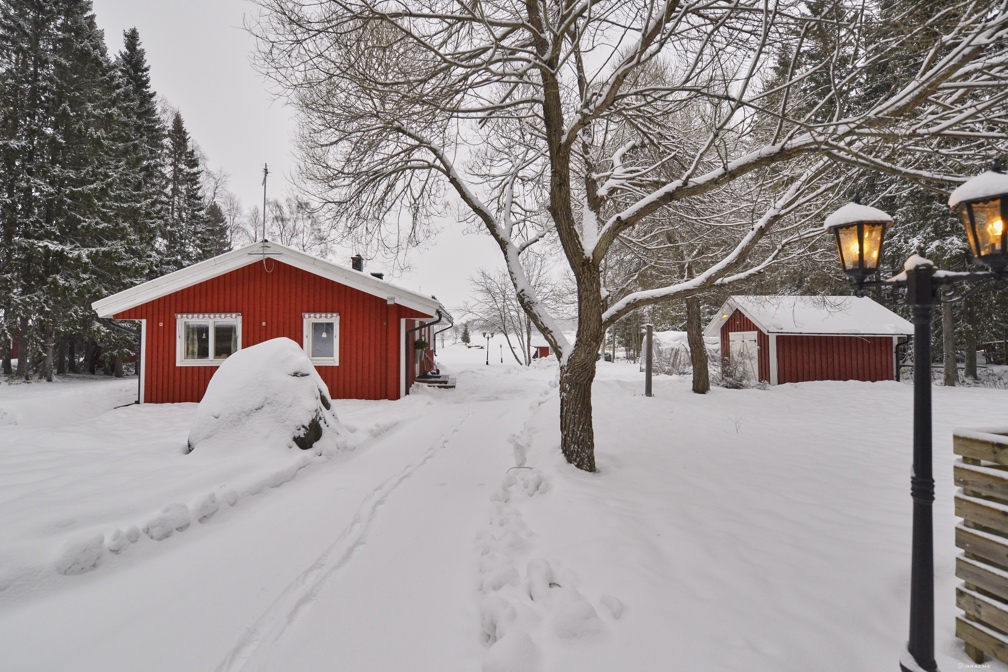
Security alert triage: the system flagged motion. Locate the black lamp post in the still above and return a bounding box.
[824,167,1008,672]
[484,332,491,365]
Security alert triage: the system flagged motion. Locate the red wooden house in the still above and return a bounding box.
[704,296,913,385]
[92,241,449,403]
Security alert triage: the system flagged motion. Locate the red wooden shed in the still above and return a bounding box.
[92,241,449,403]
[704,296,913,385]
[532,345,551,359]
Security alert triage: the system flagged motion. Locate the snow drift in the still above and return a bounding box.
[186,338,348,456]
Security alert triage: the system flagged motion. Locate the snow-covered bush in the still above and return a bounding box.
[715,355,755,389]
[186,338,348,456]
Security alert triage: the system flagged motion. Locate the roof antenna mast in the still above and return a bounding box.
[261,163,269,242]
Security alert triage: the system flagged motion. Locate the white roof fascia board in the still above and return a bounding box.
[702,300,730,339]
[93,242,442,319]
[703,298,765,338]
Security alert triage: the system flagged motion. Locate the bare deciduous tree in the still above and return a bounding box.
[266,195,335,256]
[466,252,572,365]
[252,0,1008,472]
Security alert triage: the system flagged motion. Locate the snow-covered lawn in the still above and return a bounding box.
[0,339,1005,671]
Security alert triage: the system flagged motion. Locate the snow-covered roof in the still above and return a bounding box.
[948,170,1008,208]
[92,241,447,319]
[822,202,893,232]
[530,330,576,349]
[703,295,914,338]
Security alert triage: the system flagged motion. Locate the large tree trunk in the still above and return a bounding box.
[559,275,604,473]
[16,318,28,380]
[559,346,599,473]
[686,297,710,394]
[68,340,78,373]
[1,337,10,375]
[942,298,956,387]
[964,328,978,380]
[86,341,98,375]
[56,339,67,376]
[42,326,54,382]
[113,354,124,378]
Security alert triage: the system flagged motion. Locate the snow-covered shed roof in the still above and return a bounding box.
[703,296,913,338]
[531,331,575,349]
[93,241,448,319]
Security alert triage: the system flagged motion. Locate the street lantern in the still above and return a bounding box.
[949,166,1008,272]
[824,171,1008,672]
[483,332,491,365]
[823,200,893,283]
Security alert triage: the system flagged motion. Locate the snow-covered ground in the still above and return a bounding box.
[0,337,1005,671]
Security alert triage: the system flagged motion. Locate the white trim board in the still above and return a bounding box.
[400,318,407,399]
[139,319,146,404]
[769,333,778,386]
[92,241,446,319]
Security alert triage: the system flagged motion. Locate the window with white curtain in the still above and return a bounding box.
[303,313,339,365]
[176,314,241,366]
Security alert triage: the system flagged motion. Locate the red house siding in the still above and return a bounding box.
[113,260,429,403]
[776,335,894,384]
[720,310,770,383]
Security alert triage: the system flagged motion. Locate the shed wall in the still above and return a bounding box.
[114,259,429,403]
[720,310,770,383]
[776,335,894,383]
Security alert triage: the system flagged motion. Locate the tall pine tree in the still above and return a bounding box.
[114,27,167,281]
[164,111,212,270]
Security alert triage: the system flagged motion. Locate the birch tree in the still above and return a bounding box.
[252,0,1008,471]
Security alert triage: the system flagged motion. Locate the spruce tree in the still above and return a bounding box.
[114,27,168,280]
[164,111,215,268]
[0,0,143,379]
[204,201,231,257]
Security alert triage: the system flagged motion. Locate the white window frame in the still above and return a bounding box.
[176,313,242,367]
[303,313,340,366]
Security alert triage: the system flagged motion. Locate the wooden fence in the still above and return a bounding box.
[954,427,1008,664]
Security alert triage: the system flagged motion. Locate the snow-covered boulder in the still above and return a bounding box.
[186,338,347,456]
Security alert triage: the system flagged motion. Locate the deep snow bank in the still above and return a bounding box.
[187,338,349,456]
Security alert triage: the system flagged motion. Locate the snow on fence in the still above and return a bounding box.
[953,427,1008,664]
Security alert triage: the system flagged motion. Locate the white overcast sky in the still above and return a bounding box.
[91,0,504,312]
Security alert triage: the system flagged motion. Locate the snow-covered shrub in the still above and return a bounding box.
[186,338,348,456]
[652,343,691,376]
[716,355,755,389]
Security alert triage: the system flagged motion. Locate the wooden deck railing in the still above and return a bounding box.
[954,427,1008,664]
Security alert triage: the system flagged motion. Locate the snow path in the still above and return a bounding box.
[236,388,542,671]
[217,407,474,672]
